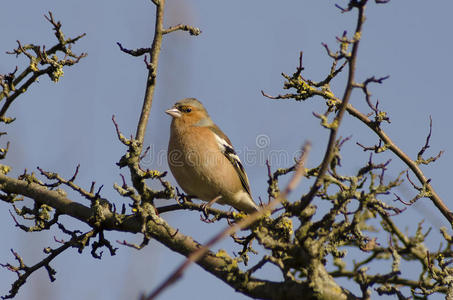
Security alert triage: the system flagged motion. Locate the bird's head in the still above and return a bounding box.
[165,98,213,127]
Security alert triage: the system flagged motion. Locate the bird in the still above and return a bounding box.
[165,98,259,213]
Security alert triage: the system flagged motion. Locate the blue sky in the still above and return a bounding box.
[1,1,452,299]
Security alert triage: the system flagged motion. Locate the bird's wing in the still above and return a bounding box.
[209,125,252,197]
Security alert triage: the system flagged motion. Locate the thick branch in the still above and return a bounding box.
[0,173,351,299]
[0,173,92,223]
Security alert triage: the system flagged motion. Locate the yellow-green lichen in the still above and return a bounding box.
[216,249,228,258]
[232,211,246,219]
[50,65,64,82]
[0,164,11,174]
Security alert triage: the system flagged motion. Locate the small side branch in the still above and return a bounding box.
[1,230,96,299]
[163,24,201,36]
[416,116,444,165]
[116,42,150,57]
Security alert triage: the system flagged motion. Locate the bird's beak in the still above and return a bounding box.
[165,107,182,118]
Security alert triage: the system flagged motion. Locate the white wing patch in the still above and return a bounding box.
[214,134,241,164]
[213,131,252,197]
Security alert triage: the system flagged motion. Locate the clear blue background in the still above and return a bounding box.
[0,1,452,299]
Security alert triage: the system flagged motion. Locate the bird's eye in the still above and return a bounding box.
[182,107,192,113]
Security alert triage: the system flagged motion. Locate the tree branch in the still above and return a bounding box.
[134,0,166,145]
[299,2,366,211]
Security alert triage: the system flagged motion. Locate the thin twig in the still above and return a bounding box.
[162,24,201,36]
[116,42,150,57]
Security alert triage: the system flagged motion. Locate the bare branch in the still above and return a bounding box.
[299,3,366,211]
[134,0,165,145]
[163,24,201,36]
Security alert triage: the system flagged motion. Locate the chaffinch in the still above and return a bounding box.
[166,98,259,213]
